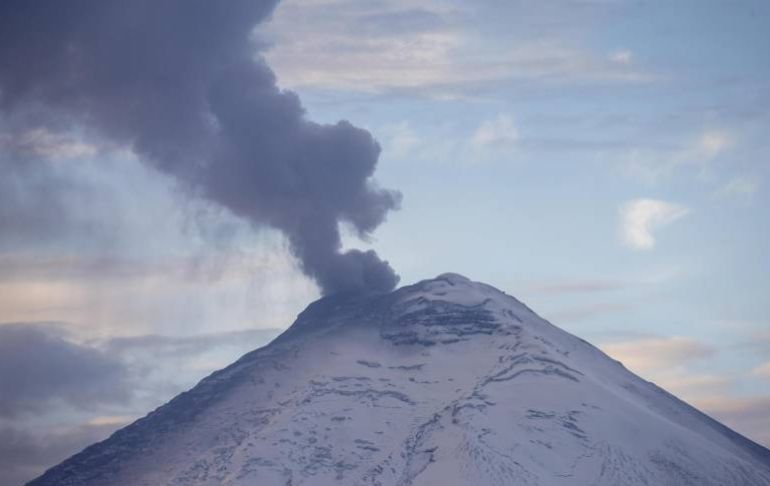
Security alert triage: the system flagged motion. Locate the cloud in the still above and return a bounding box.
[714,175,760,200]
[609,49,633,65]
[619,198,689,250]
[379,115,520,165]
[751,362,770,378]
[0,422,123,486]
[698,130,732,157]
[261,0,656,97]
[471,115,519,148]
[0,323,281,485]
[99,329,283,399]
[621,129,734,183]
[0,323,129,418]
[382,121,422,159]
[600,335,713,373]
[746,330,770,355]
[654,372,732,399]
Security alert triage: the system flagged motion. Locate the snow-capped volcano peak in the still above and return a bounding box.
[29,274,770,485]
[279,273,533,344]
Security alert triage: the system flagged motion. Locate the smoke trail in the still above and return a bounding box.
[0,0,400,295]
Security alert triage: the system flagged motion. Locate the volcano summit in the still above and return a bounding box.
[30,274,770,485]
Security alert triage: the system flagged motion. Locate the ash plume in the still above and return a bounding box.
[0,0,400,295]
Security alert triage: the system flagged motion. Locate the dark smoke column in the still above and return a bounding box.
[0,0,400,295]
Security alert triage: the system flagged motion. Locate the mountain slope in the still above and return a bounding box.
[29,274,770,485]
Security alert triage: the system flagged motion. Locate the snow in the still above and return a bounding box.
[29,274,770,485]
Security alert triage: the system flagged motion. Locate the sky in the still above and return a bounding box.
[1,1,769,484]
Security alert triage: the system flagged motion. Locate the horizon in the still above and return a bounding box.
[1,1,768,484]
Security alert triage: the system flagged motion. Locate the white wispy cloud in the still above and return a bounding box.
[261,0,656,97]
[381,121,422,159]
[378,115,519,164]
[752,362,770,378]
[601,335,713,373]
[471,115,518,148]
[609,49,633,65]
[621,129,734,183]
[619,198,690,250]
[698,130,732,157]
[656,372,731,398]
[715,175,760,200]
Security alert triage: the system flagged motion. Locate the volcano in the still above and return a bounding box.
[29,274,770,485]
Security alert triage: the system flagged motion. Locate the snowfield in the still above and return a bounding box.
[29,273,770,485]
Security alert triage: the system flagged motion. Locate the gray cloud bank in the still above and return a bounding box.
[0,422,120,486]
[0,322,282,420]
[0,0,400,295]
[0,322,281,485]
[0,323,128,418]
